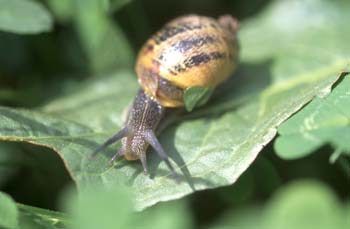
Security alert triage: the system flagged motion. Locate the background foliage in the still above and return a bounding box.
[0,0,349,228]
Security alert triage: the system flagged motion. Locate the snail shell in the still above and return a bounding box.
[136,15,239,107]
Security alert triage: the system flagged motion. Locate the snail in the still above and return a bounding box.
[92,14,239,180]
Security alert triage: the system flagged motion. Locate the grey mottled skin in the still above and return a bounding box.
[121,90,164,161]
[92,90,179,180]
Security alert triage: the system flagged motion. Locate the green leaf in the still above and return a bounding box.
[345,202,350,228]
[47,0,132,23]
[0,0,53,34]
[17,204,70,229]
[264,181,344,229]
[275,74,350,160]
[184,86,213,112]
[46,0,74,22]
[63,184,191,229]
[0,0,350,210]
[0,192,70,229]
[106,0,133,12]
[72,0,134,73]
[138,200,192,229]
[64,185,133,229]
[212,180,349,229]
[0,192,19,229]
[0,143,20,186]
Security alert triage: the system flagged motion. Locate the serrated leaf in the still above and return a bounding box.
[0,0,53,34]
[0,192,19,229]
[275,74,350,160]
[0,0,349,210]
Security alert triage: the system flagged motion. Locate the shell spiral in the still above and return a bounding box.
[135,15,239,107]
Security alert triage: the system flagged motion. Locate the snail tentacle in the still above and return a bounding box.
[143,129,180,181]
[90,127,128,159]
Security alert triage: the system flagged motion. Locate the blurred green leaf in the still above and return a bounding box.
[17,204,70,229]
[184,86,212,112]
[0,143,20,187]
[138,200,192,229]
[0,0,349,210]
[47,0,132,23]
[63,185,133,229]
[275,74,350,160]
[72,0,133,73]
[105,0,133,12]
[0,191,70,229]
[239,0,349,63]
[63,184,191,229]
[1,144,73,210]
[212,181,349,229]
[0,192,19,229]
[346,202,350,228]
[264,181,344,229]
[0,0,53,34]
[46,0,74,22]
[277,182,344,228]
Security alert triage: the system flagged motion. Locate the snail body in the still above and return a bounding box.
[93,15,239,180]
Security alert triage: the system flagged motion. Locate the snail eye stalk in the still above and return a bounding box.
[143,130,180,182]
[90,128,128,159]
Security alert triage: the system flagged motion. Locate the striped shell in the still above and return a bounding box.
[135,15,239,107]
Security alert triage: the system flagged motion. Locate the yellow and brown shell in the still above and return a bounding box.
[135,14,239,107]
